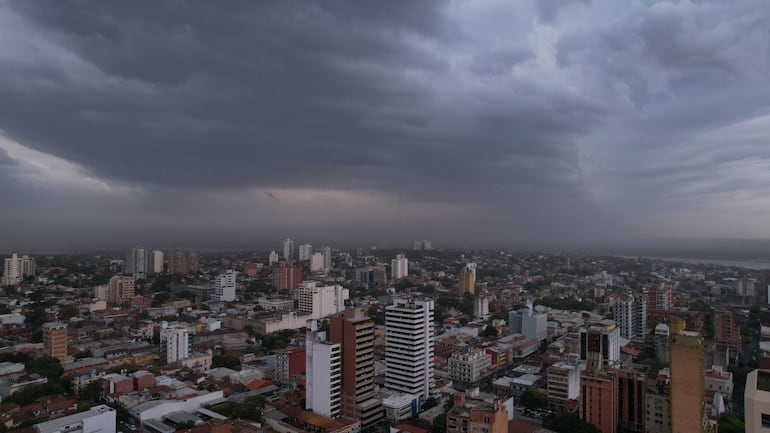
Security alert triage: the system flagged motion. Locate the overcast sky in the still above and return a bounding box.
[1,0,770,251]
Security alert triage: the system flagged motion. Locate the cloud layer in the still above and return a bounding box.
[1,0,769,250]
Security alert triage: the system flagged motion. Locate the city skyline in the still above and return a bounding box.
[1,2,769,250]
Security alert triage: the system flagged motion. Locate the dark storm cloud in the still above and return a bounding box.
[1,0,770,248]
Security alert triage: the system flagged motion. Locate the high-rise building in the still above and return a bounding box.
[306,319,342,419]
[654,323,670,364]
[745,369,770,433]
[670,331,707,433]
[647,283,673,311]
[295,282,349,318]
[272,261,302,290]
[329,308,383,427]
[385,297,435,399]
[616,367,647,433]
[2,253,36,286]
[322,247,332,271]
[580,368,617,433]
[547,355,583,410]
[458,267,475,295]
[509,301,547,342]
[474,294,489,320]
[354,266,388,287]
[283,238,295,261]
[310,253,325,272]
[108,275,135,306]
[580,321,621,366]
[299,244,313,261]
[391,254,409,280]
[167,249,199,275]
[42,322,68,364]
[713,309,741,360]
[160,323,193,363]
[214,270,237,302]
[126,246,151,279]
[615,292,647,341]
[151,250,164,274]
[268,251,279,265]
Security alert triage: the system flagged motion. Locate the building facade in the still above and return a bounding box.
[391,254,409,280]
[306,319,342,418]
[2,253,36,286]
[43,321,68,364]
[385,297,435,399]
[214,270,237,302]
[670,331,707,433]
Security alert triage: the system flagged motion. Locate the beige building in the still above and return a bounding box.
[43,321,68,364]
[2,253,35,286]
[670,331,710,433]
[179,350,212,373]
[745,369,770,433]
[108,275,135,305]
[448,349,491,386]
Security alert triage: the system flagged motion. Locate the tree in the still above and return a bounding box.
[482,325,498,338]
[78,380,104,403]
[176,421,196,430]
[543,413,600,433]
[430,413,447,433]
[212,355,240,369]
[422,397,439,410]
[718,412,745,433]
[519,389,548,410]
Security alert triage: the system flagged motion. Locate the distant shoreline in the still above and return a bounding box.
[620,255,770,271]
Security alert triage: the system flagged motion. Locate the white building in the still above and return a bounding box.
[310,253,325,272]
[283,238,294,261]
[268,251,279,266]
[322,247,332,271]
[580,321,621,365]
[510,301,547,342]
[214,270,237,302]
[126,246,150,279]
[151,250,164,274]
[546,356,584,409]
[615,292,647,341]
[745,369,770,433]
[385,297,435,399]
[160,323,194,363]
[391,254,409,280]
[299,244,313,261]
[474,294,490,320]
[295,282,349,318]
[35,404,116,433]
[2,253,36,286]
[306,319,342,418]
[382,394,420,422]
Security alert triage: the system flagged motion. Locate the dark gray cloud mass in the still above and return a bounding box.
[1,0,770,250]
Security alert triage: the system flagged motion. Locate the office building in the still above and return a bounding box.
[670,331,707,433]
[654,323,670,364]
[580,321,621,366]
[647,283,672,311]
[329,308,383,426]
[268,250,279,266]
[448,349,492,386]
[2,253,36,286]
[509,301,547,342]
[581,368,617,433]
[274,347,306,384]
[43,321,68,364]
[546,355,583,410]
[214,270,237,302]
[745,369,770,433]
[713,309,741,360]
[295,281,349,318]
[167,249,199,275]
[306,319,342,419]
[283,238,295,261]
[272,261,302,290]
[385,297,435,399]
[474,294,489,320]
[322,246,332,271]
[615,292,647,341]
[355,266,388,287]
[151,250,164,274]
[160,324,193,363]
[458,267,475,295]
[616,367,647,433]
[126,246,151,279]
[311,252,325,272]
[108,275,135,306]
[299,244,313,261]
[646,376,671,433]
[447,393,508,433]
[34,404,116,433]
[391,254,409,280]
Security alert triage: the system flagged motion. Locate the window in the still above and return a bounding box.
[762,413,770,428]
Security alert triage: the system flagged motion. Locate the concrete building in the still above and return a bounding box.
[167,249,199,275]
[274,347,306,384]
[580,321,620,366]
[329,308,383,427]
[448,349,491,387]
[473,294,489,320]
[615,292,647,341]
[108,275,135,306]
[458,267,475,296]
[295,282,349,318]
[355,266,388,288]
[385,297,435,399]
[268,251,279,266]
[713,309,741,360]
[670,331,707,433]
[382,394,420,423]
[447,393,508,433]
[646,376,670,433]
[654,323,670,364]
[745,369,770,433]
[510,302,547,342]
[160,324,193,363]
[306,319,342,419]
[299,244,313,261]
[151,250,164,274]
[322,246,332,271]
[391,254,408,280]
[34,404,115,433]
[616,367,647,433]
[126,246,150,279]
[647,284,672,311]
[283,238,295,261]
[43,321,68,364]
[2,253,35,286]
[546,355,584,410]
[311,253,325,272]
[580,368,617,433]
[214,270,237,302]
[272,261,302,290]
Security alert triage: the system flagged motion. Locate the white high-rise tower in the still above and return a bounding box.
[283,238,295,261]
[391,254,409,280]
[306,319,342,418]
[384,297,435,399]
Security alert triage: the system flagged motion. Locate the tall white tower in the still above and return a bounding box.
[160,324,193,363]
[283,238,295,261]
[391,254,409,280]
[385,297,435,399]
[299,244,313,261]
[214,270,237,302]
[306,319,342,418]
